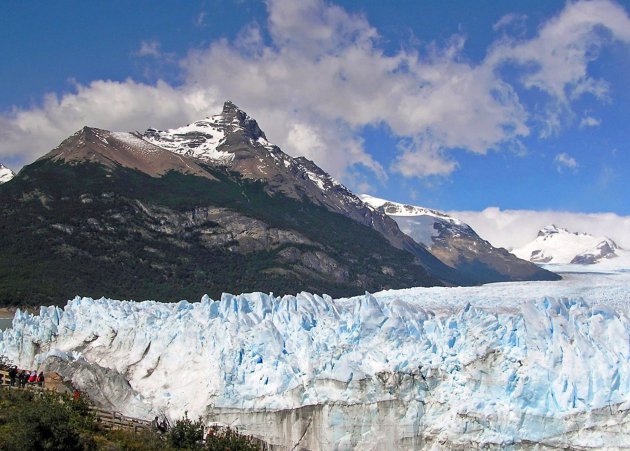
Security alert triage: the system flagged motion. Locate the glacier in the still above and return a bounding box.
[1,270,630,449]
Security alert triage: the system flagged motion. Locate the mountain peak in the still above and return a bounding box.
[360,194,560,283]
[0,163,15,184]
[220,101,266,141]
[221,100,239,114]
[516,225,621,265]
[538,224,568,237]
[143,101,269,163]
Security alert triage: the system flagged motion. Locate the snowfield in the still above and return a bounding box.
[2,270,630,449]
[514,224,625,266]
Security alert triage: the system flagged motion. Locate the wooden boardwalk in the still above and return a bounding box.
[89,406,152,432]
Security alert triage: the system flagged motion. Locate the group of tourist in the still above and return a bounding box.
[6,366,45,388]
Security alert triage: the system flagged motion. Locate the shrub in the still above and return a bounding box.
[204,426,262,451]
[0,389,96,450]
[167,412,205,450]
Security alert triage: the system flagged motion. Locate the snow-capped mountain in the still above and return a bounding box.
[0,163,14,184]
[361,194,559,284]
[0,102,462,305]
[514,224,625,265]
[2,270,630,449]
[0,101,559,305]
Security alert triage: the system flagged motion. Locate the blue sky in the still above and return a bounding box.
[1,0,630,228]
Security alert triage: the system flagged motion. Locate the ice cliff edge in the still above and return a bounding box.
[1,280,630,449]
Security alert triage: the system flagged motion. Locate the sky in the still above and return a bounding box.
[1,0,629,247]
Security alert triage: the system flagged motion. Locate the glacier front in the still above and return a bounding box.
[1,270,630,449]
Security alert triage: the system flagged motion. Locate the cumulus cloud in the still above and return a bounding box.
[177,0,531,179]
[487,0,630,135]
[554,152,579,172]
[449,207,630,249]
[1,0,629,186]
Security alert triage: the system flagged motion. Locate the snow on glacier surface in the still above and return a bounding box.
[1,270,630,442]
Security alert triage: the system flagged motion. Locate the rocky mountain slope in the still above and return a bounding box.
[361,194,559,284]
[514,224,626,265]
[0,163,14,184]
[0,103,452,306]
[143,102,452,277]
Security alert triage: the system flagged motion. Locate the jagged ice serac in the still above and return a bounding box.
[1,270,630,448]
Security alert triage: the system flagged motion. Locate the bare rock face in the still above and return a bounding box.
[142,102,470,285]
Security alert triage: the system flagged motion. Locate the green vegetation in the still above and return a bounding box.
[0,389,96,450]
[165,412,261,451]
[0,159,437,306]
[0,388,262,450]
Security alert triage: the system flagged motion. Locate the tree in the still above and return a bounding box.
[167,412,204,450]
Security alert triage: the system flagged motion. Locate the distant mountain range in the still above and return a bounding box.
[0,102,557,306]
[360,195,559,284]
[513,224,628,266]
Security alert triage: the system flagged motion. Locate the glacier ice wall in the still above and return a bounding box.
[1,272,630,449]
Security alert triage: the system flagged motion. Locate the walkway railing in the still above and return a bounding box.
[89,406,152,432]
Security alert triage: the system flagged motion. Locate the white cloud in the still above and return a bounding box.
[391,137,457,177]
[493,13,527,32]
[487,0,630,135]
[554,152,579,172]
[266,0,378,57]
[182,0,530,180]
[136,40,162,58]
[1,0,629,188]
[449,207,630,249]
[580,115,601,127]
